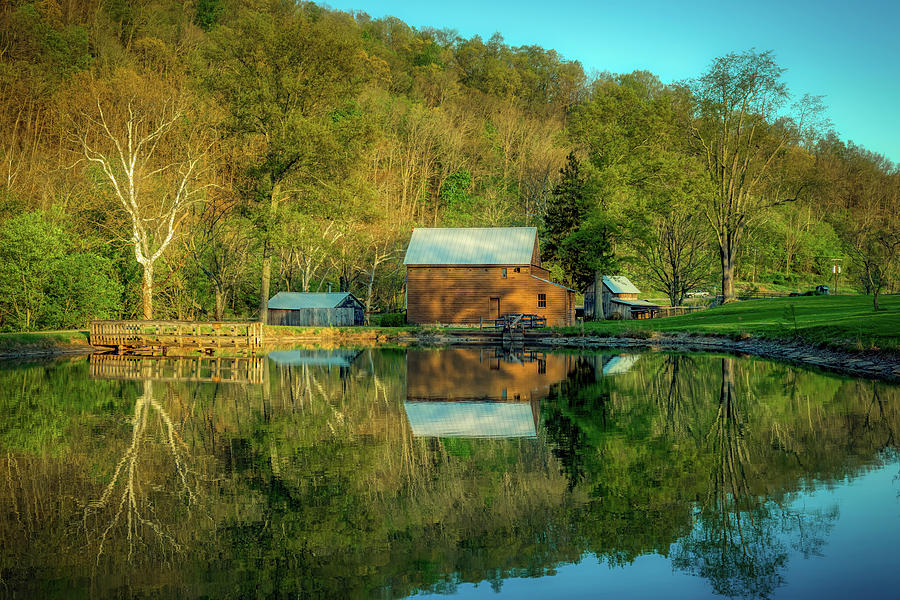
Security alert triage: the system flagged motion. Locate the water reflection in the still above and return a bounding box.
[90,353,268,384]
[404,348,573,438]
[82,379,207,567]
[0,349,898,598]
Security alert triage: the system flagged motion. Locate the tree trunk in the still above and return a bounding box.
[141,264,154,320]
[721,357,735,408]
[873,288,880,311]
[258,182,281,323]
[214,287,226,321]
[720,245,736,303]
[259,245,271,323]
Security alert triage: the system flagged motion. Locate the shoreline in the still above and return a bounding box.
[394,331,900,383]
[2,330,898,383]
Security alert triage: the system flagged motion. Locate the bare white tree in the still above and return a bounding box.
[74,73,204,319]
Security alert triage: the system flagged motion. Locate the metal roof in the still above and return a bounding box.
[403,227,537,265]
[609,298,659,307]
[602,355,640,376]
[403,401,537,438]
[267,292,358,310]
[531,275,576,292]
[603,275,641,295]
[267,349,362,367]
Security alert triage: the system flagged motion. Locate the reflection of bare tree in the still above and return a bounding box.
[864,384,898,449]
[672,358,835,599]
[652,355,704,441]
[83,380,202,565]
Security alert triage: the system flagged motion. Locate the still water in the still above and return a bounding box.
[1,347,898,599]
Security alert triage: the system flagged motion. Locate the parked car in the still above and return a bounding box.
[686,290,709,298]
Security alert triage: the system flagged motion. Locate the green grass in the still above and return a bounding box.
[264,324,418,337]
[0,330,90,351]
[556,295,900,351]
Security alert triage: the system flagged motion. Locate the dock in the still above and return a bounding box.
[89,320,263,355]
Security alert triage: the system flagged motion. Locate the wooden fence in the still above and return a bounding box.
[89,320,263,354]
[631,305,707,319]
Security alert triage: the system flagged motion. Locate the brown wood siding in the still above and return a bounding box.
[530,265,551,279]
[406,265,574,326]
[531,238,541,267]
[407,348,573,402]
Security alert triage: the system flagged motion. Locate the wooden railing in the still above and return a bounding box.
[90,354,267,384]
[480,314,547,331]
[89,320,263,353]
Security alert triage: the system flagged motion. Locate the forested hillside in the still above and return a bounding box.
[0,0,897,330]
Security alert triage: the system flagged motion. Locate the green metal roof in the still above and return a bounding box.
[267,292,359,310]
[609,298,658,307]
[603,275,641,295]
[403,227,537,265]
[403,401,537,438]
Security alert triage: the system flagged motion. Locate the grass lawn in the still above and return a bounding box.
[264,324,418,337]
[556,294,900,351]
[0,330,90,351]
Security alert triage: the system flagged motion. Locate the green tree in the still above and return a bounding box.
[0,212,66,330]
[542,152,590,262]
[689,50,821,301]
[633,158,714,306]
[199,5,371,322]
[0,211,121,331]
[558,212,617,291]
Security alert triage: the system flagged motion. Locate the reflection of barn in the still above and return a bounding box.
[584,275,659,320]
[266,292,365,326]
[403,348,573,438]
[403,227,575,326]
[572,353,641,378]
[267,349,363,368]
[267,348,364,382]
[600,354,640,375]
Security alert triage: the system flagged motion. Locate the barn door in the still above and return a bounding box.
[490,297,500,319]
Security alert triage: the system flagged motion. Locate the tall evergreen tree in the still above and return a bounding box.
[542,152,590,262]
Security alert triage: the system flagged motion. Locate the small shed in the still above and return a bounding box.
[267,292,365,326]
[585,275,659,320]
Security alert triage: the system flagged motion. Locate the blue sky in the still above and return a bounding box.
[322,0,899,165]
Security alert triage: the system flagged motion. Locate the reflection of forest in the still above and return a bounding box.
[0,351,898,598]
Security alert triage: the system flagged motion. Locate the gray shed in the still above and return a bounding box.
[267,292,365,327]
[584,274,659,320]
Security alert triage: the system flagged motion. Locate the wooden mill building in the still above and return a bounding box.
[403,227,575,326]
[266,292,365,326]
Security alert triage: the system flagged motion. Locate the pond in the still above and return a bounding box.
[1,347,898,599]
